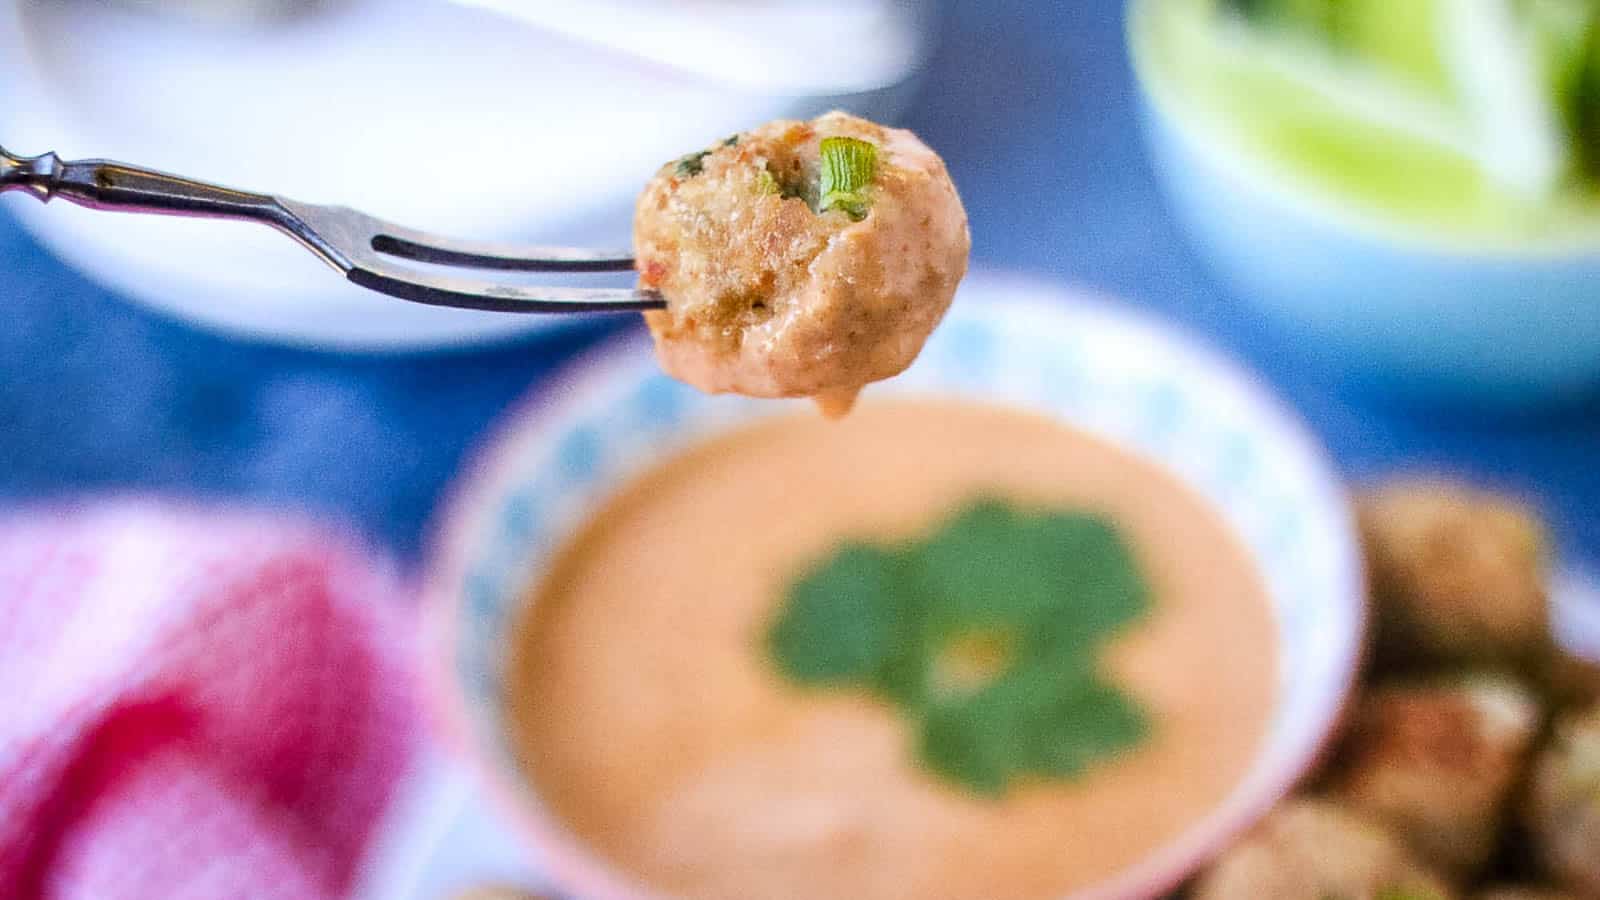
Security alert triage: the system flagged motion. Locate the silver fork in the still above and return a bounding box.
[0,146,663,313]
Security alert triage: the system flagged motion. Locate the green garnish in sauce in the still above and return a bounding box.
[818,136,878,221]
[767,498,1153,796]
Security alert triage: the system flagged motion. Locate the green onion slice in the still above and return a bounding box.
[819,136,878,220]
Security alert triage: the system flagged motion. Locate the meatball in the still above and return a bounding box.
[634,111,970,417]
[1358,481,1549,670]
[1524,703,1600,895]
[1538,651,1600,714]
[1326,676,1542,878]
[1191,799,1456,900]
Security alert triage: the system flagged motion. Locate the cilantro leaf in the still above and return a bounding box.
[1014,671,1148,777]
[918,504,1146,636]
[769,544,911,685]
[766,497,1153,796]
[922,656,1147,793]
[1026,512,1149,653]
[913,500,1072,631]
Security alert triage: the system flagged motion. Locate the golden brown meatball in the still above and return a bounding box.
[1326,676,1542,878]
[1190,799,1456,900]
[1358,481,1549,670]
[1524,703,1600,896]
[634,111,970,417]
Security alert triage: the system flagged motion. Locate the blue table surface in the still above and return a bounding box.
[3,0,1597,567]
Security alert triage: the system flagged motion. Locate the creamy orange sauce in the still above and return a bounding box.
[507,401,1279,900]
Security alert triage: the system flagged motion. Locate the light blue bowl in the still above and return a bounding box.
[421,275,1365,900]
[1128,0,1600,405]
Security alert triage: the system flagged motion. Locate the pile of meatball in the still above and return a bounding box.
[1192,481,1600,900]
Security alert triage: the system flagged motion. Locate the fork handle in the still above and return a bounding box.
[1,145,285,226]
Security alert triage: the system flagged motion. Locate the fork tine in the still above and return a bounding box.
[278,199,637,273]
[346,257,665,313]
[368,220,635,273]
[269,199,657,312]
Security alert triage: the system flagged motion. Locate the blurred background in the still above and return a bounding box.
[2,0,1599,897]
